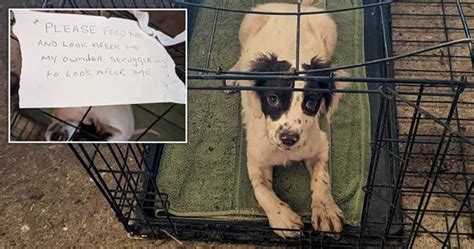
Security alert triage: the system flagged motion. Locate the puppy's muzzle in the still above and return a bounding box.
[279,131,300,147]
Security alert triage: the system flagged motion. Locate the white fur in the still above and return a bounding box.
[227,2,348,238]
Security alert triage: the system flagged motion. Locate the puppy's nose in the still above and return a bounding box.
[279,131,300,146]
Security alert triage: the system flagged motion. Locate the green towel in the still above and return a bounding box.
[156,0,370,226]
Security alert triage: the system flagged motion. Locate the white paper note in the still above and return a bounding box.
[12,10,186,108]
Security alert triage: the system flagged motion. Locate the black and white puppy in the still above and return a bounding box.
[226,1,348,238]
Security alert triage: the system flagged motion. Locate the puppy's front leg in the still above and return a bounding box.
[306,147,344,233]
[248,162,303,238]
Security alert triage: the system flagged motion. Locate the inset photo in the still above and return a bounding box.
[9,9,186,142]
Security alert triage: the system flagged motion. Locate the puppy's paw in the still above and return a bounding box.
[224,79,239,94]
[311,200,344,233]
[268,202,303,238]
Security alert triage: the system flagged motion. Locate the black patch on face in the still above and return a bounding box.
[250,53,294,120]
[302,57,334,116]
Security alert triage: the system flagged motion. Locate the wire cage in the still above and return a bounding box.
[63,0,472,247]
[9,3,186,142]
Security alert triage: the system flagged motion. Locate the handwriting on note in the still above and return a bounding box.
[12,10,186,108]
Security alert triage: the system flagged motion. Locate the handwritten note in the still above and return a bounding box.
[12,10,186,108]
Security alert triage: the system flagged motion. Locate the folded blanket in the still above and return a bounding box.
[156,0,370,226]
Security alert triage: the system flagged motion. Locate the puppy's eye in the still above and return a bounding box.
[305,97,319,111]
[266,94,280,106]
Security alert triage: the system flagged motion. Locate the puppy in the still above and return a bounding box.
[226,1,348,238]
[45,105,135,141]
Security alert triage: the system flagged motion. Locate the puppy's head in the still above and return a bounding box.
[250,53,344,150]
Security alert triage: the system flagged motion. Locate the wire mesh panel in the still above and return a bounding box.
[9,3,186,141]
[69,144,166,235]
[67,0,473,248]
[389,1,474,247]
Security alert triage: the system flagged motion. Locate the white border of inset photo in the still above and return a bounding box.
[8,8,188,144]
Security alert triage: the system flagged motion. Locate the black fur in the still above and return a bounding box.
[250,53,294,121]
[302,57,334,116]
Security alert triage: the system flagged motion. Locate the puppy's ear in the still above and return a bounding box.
[302,57,349,121]
[302,57,333,116]
[302,56,332,71]
[250,53,292,74]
